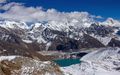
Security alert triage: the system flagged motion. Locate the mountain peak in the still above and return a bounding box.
[0,20,29,29]
[101,18,120,27]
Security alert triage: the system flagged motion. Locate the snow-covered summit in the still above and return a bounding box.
[0,20,29,29]
[0,17,120,32]
[100,18,120,27]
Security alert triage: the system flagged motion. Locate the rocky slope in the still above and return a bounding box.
[0,56,63,75]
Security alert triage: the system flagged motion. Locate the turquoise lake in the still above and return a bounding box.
[54,58,80,67]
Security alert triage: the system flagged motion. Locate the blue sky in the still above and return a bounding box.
[7,0,120,19]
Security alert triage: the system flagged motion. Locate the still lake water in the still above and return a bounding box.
[54,58,80,67]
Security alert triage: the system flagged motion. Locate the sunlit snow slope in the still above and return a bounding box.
[62,47,120,75]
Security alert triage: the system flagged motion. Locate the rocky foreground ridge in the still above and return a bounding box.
[0,56,63,75]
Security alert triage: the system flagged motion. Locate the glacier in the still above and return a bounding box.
[61,47,120,75]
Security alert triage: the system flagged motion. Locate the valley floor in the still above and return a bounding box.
[38,48,95,60]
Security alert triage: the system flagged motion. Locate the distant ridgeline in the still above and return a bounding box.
[0,19,120,53]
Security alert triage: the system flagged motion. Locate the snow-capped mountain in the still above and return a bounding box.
[62,47,120,75]
[0,20,29,29]
[0,17,120,51]
[100,18,120,27]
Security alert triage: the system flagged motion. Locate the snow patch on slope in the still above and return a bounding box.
[90,34,112,46]
[0,56,18,61]
[22,39,33,43]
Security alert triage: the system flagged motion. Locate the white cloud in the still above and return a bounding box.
[0,0,6,3]
[96,16,103,19]
[0,2,21,10]
[0,2,98,24]
[91,15,103,19]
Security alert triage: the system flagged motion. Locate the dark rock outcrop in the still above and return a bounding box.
[108,38,120,47]
[48,34,105,51]
[78,34,105,48]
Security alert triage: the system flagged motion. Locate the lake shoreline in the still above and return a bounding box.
[54,58,81,67]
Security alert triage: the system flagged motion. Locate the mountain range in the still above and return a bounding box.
[0,18,120,53]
